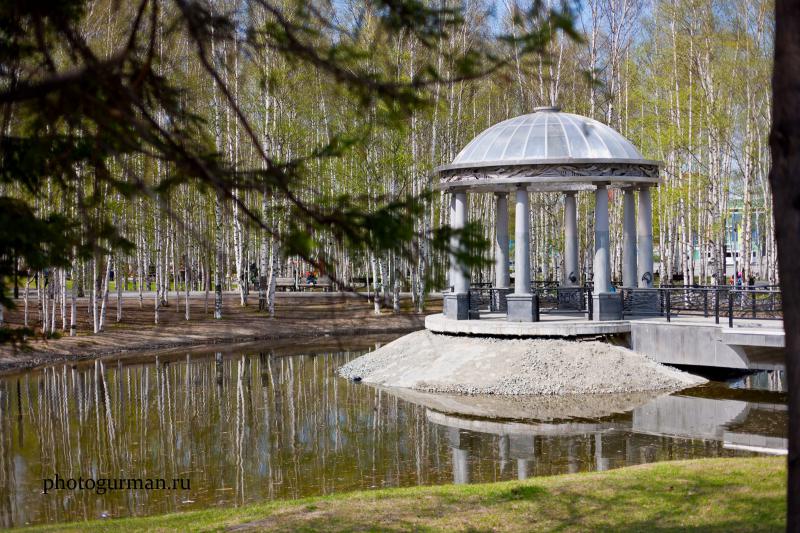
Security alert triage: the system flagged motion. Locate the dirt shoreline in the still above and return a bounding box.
[0,292,434,374]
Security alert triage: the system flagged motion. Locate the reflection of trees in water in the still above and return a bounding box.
[0,350,451,525]
[0,350,760,527]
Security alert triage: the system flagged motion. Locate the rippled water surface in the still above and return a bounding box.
[0,337,786,527]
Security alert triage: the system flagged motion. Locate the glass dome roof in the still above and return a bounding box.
[450,107,645,167]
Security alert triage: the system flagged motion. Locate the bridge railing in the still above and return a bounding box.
[619,285,782,326]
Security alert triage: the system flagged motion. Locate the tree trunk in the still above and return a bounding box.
[370,253,380,315]
[61,268,67,331]
[392,258,401,314]
[24,273,30,328]
[116,256,123,322]
[267,237,279,317]
[214,193,224,319]
[768,2,800,527]
[154,207,161,325]
[91,260,98,334]
[69,268,76,336]
[98,255,111,332]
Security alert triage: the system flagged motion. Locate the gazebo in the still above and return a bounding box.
[438,106,662,322]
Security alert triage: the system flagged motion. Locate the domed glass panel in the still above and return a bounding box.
[451,109,644,165]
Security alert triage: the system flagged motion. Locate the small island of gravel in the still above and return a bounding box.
[339,330,706,395]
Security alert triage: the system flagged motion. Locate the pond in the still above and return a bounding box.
[0,336,786,527]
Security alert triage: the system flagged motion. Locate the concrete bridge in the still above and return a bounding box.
[629,317,784,371]
[426,313,785,371]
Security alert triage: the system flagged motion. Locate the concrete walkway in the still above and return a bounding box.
[426,312,631,337]
[425,312,785,371]
[427,312,783,337]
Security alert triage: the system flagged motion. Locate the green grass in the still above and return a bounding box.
[22,457,785,532]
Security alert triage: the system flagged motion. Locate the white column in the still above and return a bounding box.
[593,184,611,294]
[622,188,637,287]
[637,186,654,288]
[448,193,456,291]
[452,190,470,294]
[514,188,531,295]
[494,193,510,289]
[564,192,579,286]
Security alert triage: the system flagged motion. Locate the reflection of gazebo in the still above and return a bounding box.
[438,106,662,322]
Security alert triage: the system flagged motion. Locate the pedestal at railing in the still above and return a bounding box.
[557,287,584,311]
[507,294,540,322]
[443,293,470,320]
[591,293,623,321]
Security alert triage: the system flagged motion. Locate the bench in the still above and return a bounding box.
[275,277,297,291]
[298,276,333,292]
[351,276,369,289]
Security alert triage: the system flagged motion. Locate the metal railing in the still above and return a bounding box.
[462,282,782,327]
[619,285,782,326]
[466,284,592,314]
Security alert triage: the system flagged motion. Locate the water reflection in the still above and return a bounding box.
[730,370,786,392]
[632,394,787,454]
[0,344,787,527]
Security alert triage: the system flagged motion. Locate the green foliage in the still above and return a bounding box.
[0,0,576,319]
[0,198,77,309]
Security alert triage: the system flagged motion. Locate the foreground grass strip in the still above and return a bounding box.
[24,457,785,532]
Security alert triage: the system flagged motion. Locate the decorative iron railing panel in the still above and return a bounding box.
[618,286,782,322]
[465,283,782,325]
[533,286,559,310]
[620,288,661,316]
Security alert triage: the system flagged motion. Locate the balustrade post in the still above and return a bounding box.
[666,289,671,322]
[728,291,734,328]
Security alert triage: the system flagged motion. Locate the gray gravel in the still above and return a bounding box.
[339,330,706,395]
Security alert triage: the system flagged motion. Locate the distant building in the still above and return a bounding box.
[697,199,769,280]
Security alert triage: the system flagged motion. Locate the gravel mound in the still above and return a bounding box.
[338,330,706,395]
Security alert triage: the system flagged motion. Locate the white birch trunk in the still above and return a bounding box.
[214,193,224,319]
[98,255,111,332]
[91,260,99,334]
[116,256,122,322]
[370,253,380,315]
[267,237,279,317]
[70,268,76,336]
[24,273,30,328]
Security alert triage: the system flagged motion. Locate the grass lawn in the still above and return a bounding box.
[23,457,785,532]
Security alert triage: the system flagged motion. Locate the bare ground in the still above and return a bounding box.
[0,292,435,374]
